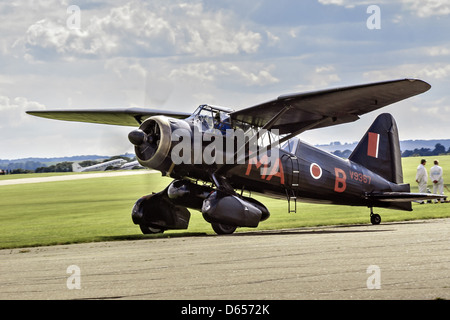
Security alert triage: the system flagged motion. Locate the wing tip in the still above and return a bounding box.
[404,78,431,92]
[277,78,431,101]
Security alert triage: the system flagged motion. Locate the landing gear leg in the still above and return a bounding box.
[369,207,381,225]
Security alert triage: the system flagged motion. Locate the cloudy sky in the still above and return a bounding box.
[1,0,449,159]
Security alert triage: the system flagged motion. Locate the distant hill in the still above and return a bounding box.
[399,140,450,152]
[316,139,450,154]
[1,155,107,164]
[0,153,135,171]
[1,140,449,172]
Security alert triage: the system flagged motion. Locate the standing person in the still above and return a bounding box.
[416,159,428,203]
[430,159,444,203]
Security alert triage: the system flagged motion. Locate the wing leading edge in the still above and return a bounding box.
[27,79,430,132]
[230,78,431,135]
[26,108,192,127]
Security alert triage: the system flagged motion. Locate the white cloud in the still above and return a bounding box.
[401,0,450,17]
[318,0,345,5]
[317,0,361,8]
[419,65,450,80]
[425,45,450,57]
[266,31,280,46]
[169,62,217,82]
[168,61,279,86]
[363,63,450,81]
[222,63,279,86]
[0,94,135,159]
[291,64,341,92]
[318,0,450,17]
[23,1,262,60]
[315,65,336,74]
[0,95,45,129]
[1,0,450,158]
[318,0,383,9]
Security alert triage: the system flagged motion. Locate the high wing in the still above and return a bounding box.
[230,78,431,135]
[27,79,430,132]
[26,108,191,127]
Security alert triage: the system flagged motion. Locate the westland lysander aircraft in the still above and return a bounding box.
[27,79,446,234]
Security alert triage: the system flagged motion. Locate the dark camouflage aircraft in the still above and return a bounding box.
[28,78,446,234]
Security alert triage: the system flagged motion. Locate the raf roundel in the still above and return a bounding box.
[310,163,322,180]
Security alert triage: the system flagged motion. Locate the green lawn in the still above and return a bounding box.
[402,155,450,192]
[1,155,449,249]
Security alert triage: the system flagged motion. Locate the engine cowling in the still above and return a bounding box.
[128,116,190,173]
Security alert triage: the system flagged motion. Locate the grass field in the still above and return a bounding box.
[1,155,449,249]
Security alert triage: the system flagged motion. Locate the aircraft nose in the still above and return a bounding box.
[128,129,146,146]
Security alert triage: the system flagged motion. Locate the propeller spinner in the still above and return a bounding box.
[128,116,172,171]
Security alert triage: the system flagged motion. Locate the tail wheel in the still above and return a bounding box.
[370,213,381,225]
[211,223,237,235]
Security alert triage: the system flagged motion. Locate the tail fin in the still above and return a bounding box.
[350,113,448,211]
[349,113,403,184]
[72,163,83,172]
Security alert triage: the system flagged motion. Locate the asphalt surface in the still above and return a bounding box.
[0,170,153,186]
[1,218,449,300]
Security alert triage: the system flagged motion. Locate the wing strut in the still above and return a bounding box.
[263,115,331,153]
[214,104,292,185]
[133,115,143,125]
[212,105,330,190]
[224,104,293,166]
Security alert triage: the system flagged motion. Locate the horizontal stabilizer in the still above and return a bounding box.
[368,192,447,202]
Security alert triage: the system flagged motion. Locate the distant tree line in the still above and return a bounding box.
[0,161,44,174]
[35,161,73,173]
[34,156,133,173]
[332,143,450,159]
[1,156,134,174]
[401,143,449,157]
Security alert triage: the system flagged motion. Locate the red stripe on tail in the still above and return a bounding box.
[367,132,379,158]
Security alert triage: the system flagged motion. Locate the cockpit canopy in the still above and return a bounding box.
[189,104,234,133]
[188,104,300,154]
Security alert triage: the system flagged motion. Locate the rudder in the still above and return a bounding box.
[72,163,83,172]
[349,113,403,184]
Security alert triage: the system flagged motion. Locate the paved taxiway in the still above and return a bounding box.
[1,218,449,300]
[0,170,153,186]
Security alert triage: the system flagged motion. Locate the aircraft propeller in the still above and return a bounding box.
[128,119,161,162]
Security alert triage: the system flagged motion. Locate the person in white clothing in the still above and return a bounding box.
[430,159,444,203]
[415,159,428,203]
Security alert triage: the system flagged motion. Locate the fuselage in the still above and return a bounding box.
[131,106,410,212]
[166,132,409,211]
[227,140,409,208]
